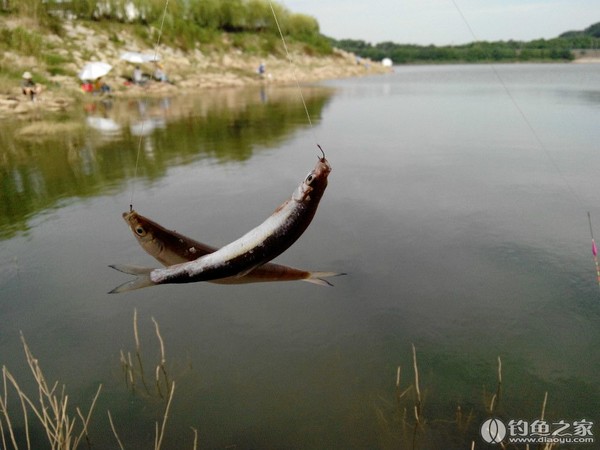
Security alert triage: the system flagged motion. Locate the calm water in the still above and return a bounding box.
[1,64,599,449]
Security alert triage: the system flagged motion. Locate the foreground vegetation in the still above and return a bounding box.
[1,317,560,449]
[0,312,183,449]
[333,21,600,64]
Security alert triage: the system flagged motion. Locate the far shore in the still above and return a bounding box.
[2,14,597,124]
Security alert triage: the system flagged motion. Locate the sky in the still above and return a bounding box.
[282,0,600,45]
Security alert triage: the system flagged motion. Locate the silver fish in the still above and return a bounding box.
[109,155,331,293]
[122,210,343,286]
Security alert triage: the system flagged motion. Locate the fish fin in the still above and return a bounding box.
[109,264,154,275]
[302,272,347,287]
[108,264,155,294]
[234,264,261,278]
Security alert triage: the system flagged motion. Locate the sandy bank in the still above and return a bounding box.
[0,21,389,120]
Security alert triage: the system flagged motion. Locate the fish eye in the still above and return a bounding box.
[135,226,145,236]
[305,173,316,184]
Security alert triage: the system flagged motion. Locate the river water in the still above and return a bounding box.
[1,64,599,449]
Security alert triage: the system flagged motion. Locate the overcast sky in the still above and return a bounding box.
[282,0,600,45]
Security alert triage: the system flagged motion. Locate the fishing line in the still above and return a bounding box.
[129,0,171,212]
[268,1,321,152]
[450,0,584,208]
[449,0,600,288]
[451,1,600,292]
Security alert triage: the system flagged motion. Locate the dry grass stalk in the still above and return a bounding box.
[75,385,102,448]
[121,312,169,399]
[127,352,135,389]
[487,356,502,415]
[155,381,175,450]
[411,344,421,423]
[119,349,135,391]
[155,366,163,398]
[540,391,548,421]
[2,314,198,450]
[152,317,170,399]
[488,393,497,413]
[107,410,125,450]
[134,308,141,352]
[0,367,20,449]
[394,365,412,408]
[0,334,101,450]
[134,309,151,395]
[0,414,9,450]
[459,407,474,435]
[152,317,166,367]
[495,356,502,411]
[191,427,198,450]
[411,344,422,450]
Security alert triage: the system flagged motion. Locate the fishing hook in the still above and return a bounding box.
[317,144,326,160]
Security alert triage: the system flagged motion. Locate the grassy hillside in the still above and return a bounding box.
[0,0,334,90]
[1,0,332,54]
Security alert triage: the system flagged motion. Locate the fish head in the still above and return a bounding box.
[122,210,162,251]
[122,210,213,267]
[293,156,331,202]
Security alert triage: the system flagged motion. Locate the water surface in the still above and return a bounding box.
[1,64,599,449]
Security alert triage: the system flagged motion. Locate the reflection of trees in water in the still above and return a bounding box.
[0,86,333,239]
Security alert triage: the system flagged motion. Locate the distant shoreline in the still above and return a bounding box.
[4,17,598,123]
[573,58,600,63]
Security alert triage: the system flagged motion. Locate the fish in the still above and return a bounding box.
[121,209,343,286]
[109,155,332,293]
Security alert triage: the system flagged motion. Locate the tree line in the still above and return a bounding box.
[332,22,600,64]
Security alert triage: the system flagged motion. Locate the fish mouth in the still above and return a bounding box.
[313,159,331,180]
[316,157,331,176]
[122,210,135,221]
[122,210,146,239]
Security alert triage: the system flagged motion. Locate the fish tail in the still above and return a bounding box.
[108,264,156,294]
[302,271,346,287]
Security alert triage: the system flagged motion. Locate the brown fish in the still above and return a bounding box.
[122,209,343,286]
[110,155,333,292]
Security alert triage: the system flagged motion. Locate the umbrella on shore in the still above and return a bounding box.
[120,51,160,64]
[78,62,112,81]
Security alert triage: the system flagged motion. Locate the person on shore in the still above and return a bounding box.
[153,63,169,83]
[21,72,41,101]
[81,81,93,93]
[257,61,266,78]
[133,66,144,85]
[93,77,111,94]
